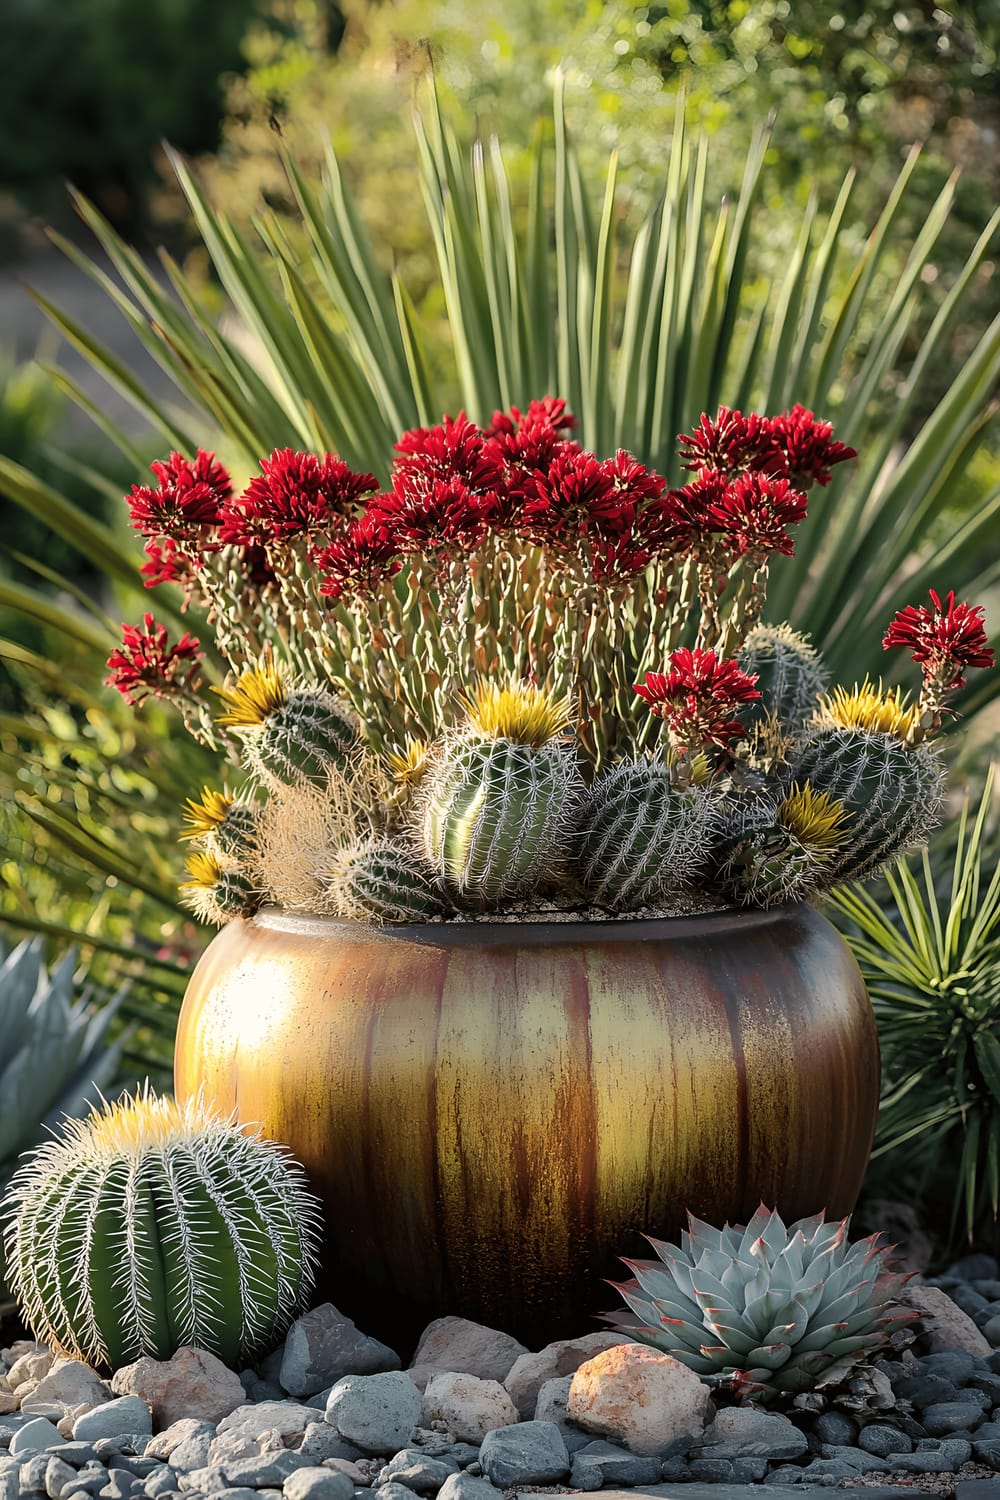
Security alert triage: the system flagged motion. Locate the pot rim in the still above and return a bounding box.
[247,900,812,949]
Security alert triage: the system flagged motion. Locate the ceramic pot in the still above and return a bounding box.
[174,901,877,1348]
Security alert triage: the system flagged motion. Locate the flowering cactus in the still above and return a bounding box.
[101,400,994,925]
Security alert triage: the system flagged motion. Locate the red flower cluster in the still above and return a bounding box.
[634,648,760,750]
[658,404,855,565]
[219,449,378,547]
[127,450,232,588]
[883,589,995,690]
[105,615,203,706]
[677,405,856,489]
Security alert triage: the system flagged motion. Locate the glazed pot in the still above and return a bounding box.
[174,901,878,1349]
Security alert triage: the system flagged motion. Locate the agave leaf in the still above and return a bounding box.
[974,1032,1000,1108]
[743,1339,793,1371]
[702,1311,760,1356]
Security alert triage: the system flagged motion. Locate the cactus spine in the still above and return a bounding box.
[738,623,829,737]
[709,784,848,907]
[575,759,718,912]
[215,662,356,787]
[180,851,261,926]
[419,682,583,907]
[1,1087,322,1371]
[324,838,450,923]
[182,788,261,864]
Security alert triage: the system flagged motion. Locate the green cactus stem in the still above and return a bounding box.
[737,623,830,738]
[1,1087,322,1371]
[215,662,356,787]
[180,851,261,926]
[575,758,718,913]
[181,787,261,864]
[418,680,584,907]
[709,783,848,908]
[324,838,450,923]
[788,683,945,885]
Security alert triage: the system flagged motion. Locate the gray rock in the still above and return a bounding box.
[761,1466,806,1486]
[568,1456,602,1491]
[10,1418,66,1456]
[442,1445,480,1468]
[922,1398,986,1434]
[297,1423,365,1462]
[977,1421,1000,1442]
[144,1423,213,1462]
[949,1254,1000,1279]
[984,1317,1000,1346]
[19,1454,54,1491]
[892,1371,961,1406]
[812,1412,856,1446]
[175,1465,227,1493]
[817,1443,891,1471]
[204,1432,260,1467]
[143,1467,180,1497]
[73,1402,151,1444]
[530,1375,589,1456]
[52,1446,99,1469]
[974,1281,1000,1299]
[283,1469,355,1500]
[689,1457,735,1482]
[478,1421,569,1489]
[325,1375,422,1457]
[317,1457,367,1485]
[434,1473,499,1500]
[858,1423,913,1456]
[571,1438,662,1485]
[93,1436,149,1459]
[658,1457,691,1480]
[279,1307,401,1399]
[376,1451,458,1492]
[98,1473,134,1499]
[971,1371,1000,1400]
[373,1485,417,1500]
[733,1457,770,1481]
[216,1403,320,1440]
[699,1407,809,1461]
[422,1373,518,1446]
[892,1450,966,1473]
[408,1321,527,1394]
[919,1349,986,1382]
[200,1490,260,1500]
[937,1437,974,1466]
[158,1432,212,1474]
[61,1466,106,1496]
[220,1451,312,1486]
[801,1456,859,1482]
[956,1482,1000,1500]
[973,1439,1000,1470]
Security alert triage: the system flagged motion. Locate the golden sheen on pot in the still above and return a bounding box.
[174,901,878,1349]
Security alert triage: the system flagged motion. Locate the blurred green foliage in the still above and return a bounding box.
[0,0,326,245]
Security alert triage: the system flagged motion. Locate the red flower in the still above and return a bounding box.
[388,413,508,548]
[518,448,662,551]
[765,405,857,489]
[677,408,782,476]
[139,537,193,588]
[634,648,760,750]
[316,514,403,601]
[882,589,995,690]
[706,473,809,557]
[105,615,203,706]
[645,471,731,554]
[126,449,231,539]
[484,397,578,475]
[218,450,377,546]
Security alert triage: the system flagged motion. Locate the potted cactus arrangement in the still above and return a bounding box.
[104,399,994,1345]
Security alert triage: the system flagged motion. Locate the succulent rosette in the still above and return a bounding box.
[101,399,994,925]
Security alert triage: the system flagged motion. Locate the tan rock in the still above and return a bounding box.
[505,1333,628,1419]
[0,1392,19,1416]
[567,1343,710,1456]
[901,1283,991,1356]
[111,1346,247,1430]
[31,1359,110,1409]
[408,1318,528,1392]
[422,1372,520,1443]
[7,1350,54,1390]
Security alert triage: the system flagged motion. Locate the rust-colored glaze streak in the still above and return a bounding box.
[174,904,878,1348]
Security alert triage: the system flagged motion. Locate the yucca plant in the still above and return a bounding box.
[1,1084,323,1370]
[604,1204,914,1405]
[0,79,997,959]
[831,767,1000,1249]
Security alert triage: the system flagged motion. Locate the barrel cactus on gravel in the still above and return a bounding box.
[1,1086,322,1370]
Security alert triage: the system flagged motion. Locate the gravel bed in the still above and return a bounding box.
[3,1253,1000,1500]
